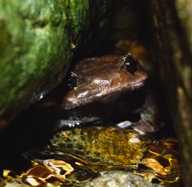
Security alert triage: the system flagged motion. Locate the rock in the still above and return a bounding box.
[50,127,147,168]
[150,0,192,185]
[4,183,29,187]
[85,171,164,187]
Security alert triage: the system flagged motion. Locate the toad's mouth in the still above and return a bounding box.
[63,77,147,111]
[129,78,147,90]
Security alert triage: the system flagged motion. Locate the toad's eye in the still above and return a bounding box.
[67,72,77,89]
[122,54,138,73]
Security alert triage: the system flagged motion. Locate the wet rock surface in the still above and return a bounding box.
[84,171,164,187]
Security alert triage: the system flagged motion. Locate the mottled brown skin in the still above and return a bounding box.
[62,54,147,110]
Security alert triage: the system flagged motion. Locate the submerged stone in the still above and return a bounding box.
[50,127,147,168]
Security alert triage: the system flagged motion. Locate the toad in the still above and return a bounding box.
[63,53,147,110]
[54,53,148,128]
